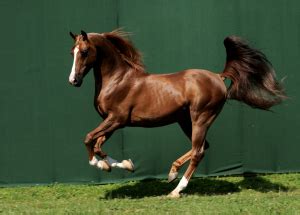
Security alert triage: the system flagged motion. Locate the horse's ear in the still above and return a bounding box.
[69,31,77,40]
[81,30,88,41]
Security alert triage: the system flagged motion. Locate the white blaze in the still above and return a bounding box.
[69,46,79,83]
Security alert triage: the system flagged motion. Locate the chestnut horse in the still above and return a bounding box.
[68,30,285,197]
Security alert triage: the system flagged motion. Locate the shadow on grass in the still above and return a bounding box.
[238,175,289,193]
[101,175,290,199]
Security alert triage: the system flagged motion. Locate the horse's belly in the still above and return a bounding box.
[129,104,187,127]
[129,114,177,127]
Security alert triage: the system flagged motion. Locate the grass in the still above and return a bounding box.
[0,173,299,214]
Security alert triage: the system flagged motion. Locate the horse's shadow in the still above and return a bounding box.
[100,175,290,199]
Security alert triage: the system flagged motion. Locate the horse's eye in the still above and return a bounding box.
[81,50,88,57]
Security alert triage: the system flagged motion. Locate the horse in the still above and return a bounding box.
[68,30,286,198]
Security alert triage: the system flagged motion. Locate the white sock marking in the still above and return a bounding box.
[89,156,98,166]
[106,156,125,169]
[69,46,79,83]
[96,160,104,169]
[174,176,188,193]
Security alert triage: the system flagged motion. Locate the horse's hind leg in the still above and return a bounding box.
[168,139,210,182]
[168,150,192,182]
[168,109,219,198]
[168,126,207,198]
[168,119,192,182]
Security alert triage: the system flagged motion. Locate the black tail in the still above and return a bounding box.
[221,36,286,110]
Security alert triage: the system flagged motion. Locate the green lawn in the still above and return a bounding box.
[1,173,299,214]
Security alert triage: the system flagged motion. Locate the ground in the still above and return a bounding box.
[0,173,299,214]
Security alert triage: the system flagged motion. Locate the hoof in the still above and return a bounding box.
[167,191,181,198]
[122,159,135,172]
[97,160,111,172]
[168,172,178,183]
[89,156,98,166]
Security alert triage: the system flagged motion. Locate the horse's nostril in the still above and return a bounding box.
[69,78,78,86]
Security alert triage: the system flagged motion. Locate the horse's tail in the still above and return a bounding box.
[221,36,286,110]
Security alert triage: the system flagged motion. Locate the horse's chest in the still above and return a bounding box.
[94,93,114,117]
[94,97,108,117]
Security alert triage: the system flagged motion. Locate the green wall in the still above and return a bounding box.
[0,0,299,185]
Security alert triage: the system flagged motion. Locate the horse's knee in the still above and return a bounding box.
[84,133,93,144]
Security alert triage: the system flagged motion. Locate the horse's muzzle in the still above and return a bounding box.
[69,78,82,87]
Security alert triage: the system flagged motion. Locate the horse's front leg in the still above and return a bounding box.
[91,136,135,172]
[84,115,121,145]
[94,135,108,158]
[84,116,134,172]
[84,135,107,169]
[88,135,111,171]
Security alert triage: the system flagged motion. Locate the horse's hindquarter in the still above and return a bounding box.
[129,69,226,127]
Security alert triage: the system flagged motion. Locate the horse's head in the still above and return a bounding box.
[68,30,97,87]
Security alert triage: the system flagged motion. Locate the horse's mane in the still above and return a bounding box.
[103,30,145,72]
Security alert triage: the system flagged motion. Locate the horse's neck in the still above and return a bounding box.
[93,61,147,107]
[92,57,126,104]
[92,36,145,99]
[93,50,134,87]
[94,38,125,80]
[93,57,126,86]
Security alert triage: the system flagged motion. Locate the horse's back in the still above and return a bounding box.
[151,69,227,109]
[129,69,226,126]
[181,69,227,104]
